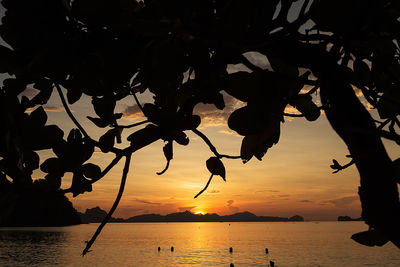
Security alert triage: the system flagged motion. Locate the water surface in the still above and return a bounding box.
[0,222,399,266]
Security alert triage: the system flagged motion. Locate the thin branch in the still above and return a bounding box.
[192,129,240,159]
[118,120,149,129]
[82,154,132,256]
[194,173,213,199]
[376,119,391,131]
[93,155,123,183]
[305,85,319,95]
[299,0,311,17]
[55,84,90,139]
[331,158,355,174]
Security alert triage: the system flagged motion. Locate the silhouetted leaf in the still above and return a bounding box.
[3,78,26,95]
[71,172,92,197]
[23,150,40,172]
[163,141,173,161]
[240,118,280,163]
[99,129,117,153]
[330,159,341,170]
[82,163,101,179]
[87,116,109,128]
[127,124,161,149]
[228,106,267,136]
[40,157,64,173]
[92,96,116,122]
[30,106,47,126]
[67,88,83,104]
[0,45,17,73]
[351,230,389,247]
[31,78,53,105]
[174,131,189,146]
[290,95,320,121]
[206,157,226,181]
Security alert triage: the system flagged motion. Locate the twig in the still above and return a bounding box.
[192,129,240,159]
[93,155,123,183]
[305,85,319,95]
[82,154,132,256]
[118,120,149,129]
[194,174,213,199]
[55,84,90,139]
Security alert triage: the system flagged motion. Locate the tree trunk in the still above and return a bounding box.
[319,68,400,247]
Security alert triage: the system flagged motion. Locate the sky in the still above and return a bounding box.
[2,1,400,221]
[25,84,400,221]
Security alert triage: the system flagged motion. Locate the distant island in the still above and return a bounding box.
[79,207,304,224]
[337,216,363,221]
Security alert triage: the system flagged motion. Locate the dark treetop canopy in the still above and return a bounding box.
[0,0,400,254]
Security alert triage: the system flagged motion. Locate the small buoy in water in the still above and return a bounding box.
[230,263,234,267]
[270,260,275,267]
[229,247,233,253]
[171,246,174,252]
[157,246,160,251]
[265,248,269,254]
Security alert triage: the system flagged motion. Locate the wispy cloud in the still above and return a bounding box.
[299,200,312,203]
[226,199,239,213]
[133,198,161,205]
[26,105,66,114]
[323,196,358,207]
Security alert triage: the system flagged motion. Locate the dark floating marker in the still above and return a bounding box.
[265,248,269,254]
[171,246,174,252]
[157,246,160,251]
[270,260,275,267]
[229,247,233,253]
[230,263,234,267]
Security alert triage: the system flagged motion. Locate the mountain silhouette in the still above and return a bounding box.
[79,207,304,223]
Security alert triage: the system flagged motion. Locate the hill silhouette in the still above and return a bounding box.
[79,207,304,223]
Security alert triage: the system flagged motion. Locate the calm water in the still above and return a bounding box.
[0,222,399,266]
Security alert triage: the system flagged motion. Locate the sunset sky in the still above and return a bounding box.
[24,84,400,221]
[2,2,400,221]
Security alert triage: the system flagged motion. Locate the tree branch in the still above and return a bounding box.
[55,83,90,139]
[82,154,132,256]
[194,173,213,199]
[192,129,240,159]
[118,120,149,129]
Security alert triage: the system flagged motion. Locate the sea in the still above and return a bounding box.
[0,222,399,266]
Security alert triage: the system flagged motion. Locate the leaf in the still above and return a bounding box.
[71,172,92,197]
[330,159,341,170]
[290,95,320,121]
[30,106,47,126]
[127,125,161,149]
[67,128,83,145]
[82,163,101,179]
[206,157,226,181]
[67,88,83,104]
[87,116,109,128]
[40,157,64,173]
[228,106,266,136]
[99,129,117,153]
[240,118,280,163]
[163,141,173,161]
[174,131,189,146]
[351,230,389,247]
[3,78,27,95]
[92,96,116,122]
[23,151,40,172]
[31,78,53,105]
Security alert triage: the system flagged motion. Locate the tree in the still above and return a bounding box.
[0,0,399,254]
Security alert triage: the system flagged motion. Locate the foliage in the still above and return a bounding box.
[0,0,400,254]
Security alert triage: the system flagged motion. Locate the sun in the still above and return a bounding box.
[195,210,206,215]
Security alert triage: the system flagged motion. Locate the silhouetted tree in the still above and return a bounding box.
[0,0,399,254]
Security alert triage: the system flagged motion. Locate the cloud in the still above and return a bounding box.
[208,190,220,194]
[218,129,240,136]
[26,105,66,114]
[123,104,145,121]
[133,198,161,205]
[255,189,280,193]
[194,93,244,128]
[227,200,234,206]
[178,206,196,212]
[299,200,312,203]
[324,196,358,207]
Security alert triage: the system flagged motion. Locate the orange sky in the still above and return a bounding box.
[28,87,400,221]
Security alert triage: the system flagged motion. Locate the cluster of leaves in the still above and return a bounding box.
[1,0,400,253]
